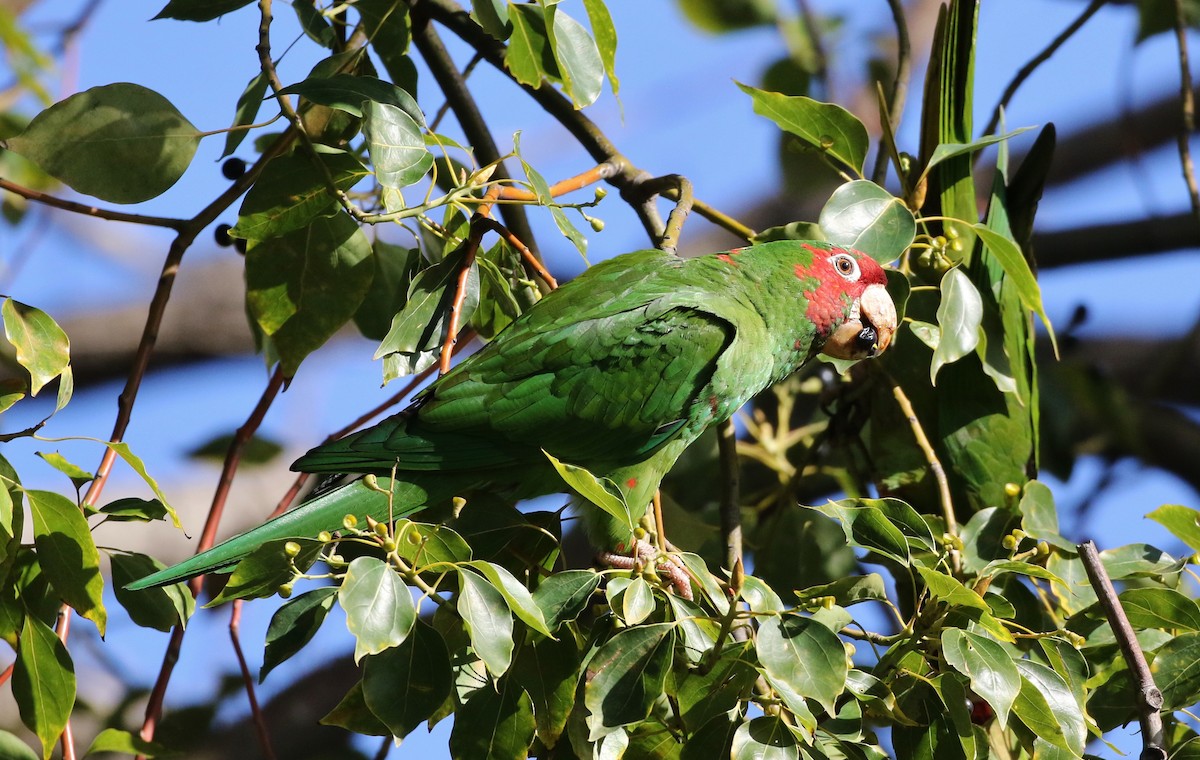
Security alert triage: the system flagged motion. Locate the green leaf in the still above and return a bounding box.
[321,681,390,737]
[221,70,269,158]
[260,586,338,682]
[458,567,515,677]
[233,152,368,241]
[544,5,604,108]
[353,242,421,340]
[531,569,600,629]
[363,100,433,189]
[543,451,633,533]
[34,452,91,490]
[584,623,675,737]
[2,299,69,397]
[971,223,1056,354]
[0,729,39,760]
[100,441,181,528]
[1152,631,1200,710]
[506,4,553,88]
[82,728,166,758]
[730,716,799,760]
[1100,542,1185,580]
[756,614,846,715]
[109,552,193,633]
[940,628,1020,730]
[245,213,375,376]
[512,635,580,747]
[581,0,619,96]
[471,0,510,39]
[751,220,824,244]
[818,180,916,263]
[374,247,479,383]
[795,574,887,607]
[1147,504,1200,551]
[931,267,982,384]
[394,519,472,566]
[26,490,106,635]
[339,556,416,663]
[362,621,453,740]
[741,574,785,614]
[678,0,776,32]
[293,1,335,46]
[737,82,869,174]
[95,497,168,523]
[672,641,757,732]
[1013,660,1085,755]
[449,679,536,760]
[464,561,551,637]
[208,538,321,606]
[923,129,1036,177]
[154,0,253,21]
[621,576,655,626]
[666,594,719,664]
[1118,587,1200,631]
[12,615,75,760]
[5,83,200,203]
[809,497,933,567]
[1018,480,1073,549]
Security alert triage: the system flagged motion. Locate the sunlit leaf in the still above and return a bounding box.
[931,267,982,383]
[233,152,368,241]
[544,5,604,108]
[363,100,433,189]
[340,556,416,663]
[941,628,1020,730]
[2,299,69,398]
[82,728,166,758]
[818,180,915,262]
[730,716,799,760]
[26,490,106,635]
[737,83,869,174]
[11,615,75,760]
[458,567,515,677]
[757,614,846,715]
[543,451,633,533]
[208,538,321,606]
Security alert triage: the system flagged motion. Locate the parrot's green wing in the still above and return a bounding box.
[294,249,741,475]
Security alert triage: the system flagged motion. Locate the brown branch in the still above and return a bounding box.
[478,217,558,289]
[1077,540,1166,760]
[890,380,959,571]
[1171,0,1200,227]
[409,7,541,258]
[0,177,187,229]
[1033,211,1196,266]
[229,601,277,760]
[139,368,286,753]
[635,174,694,254]
[872,0,912,184]
[55,606,75,760]
[982,0,1107,138]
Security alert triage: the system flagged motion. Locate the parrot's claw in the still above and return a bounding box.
[597,540,694,601]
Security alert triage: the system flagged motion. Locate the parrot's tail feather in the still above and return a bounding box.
[125,474,451,591]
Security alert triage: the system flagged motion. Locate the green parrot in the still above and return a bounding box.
[128,240,896,590]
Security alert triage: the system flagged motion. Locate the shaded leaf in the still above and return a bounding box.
[154,0,253,21]
[543,451,633,532]
[96,498,169,523]
[321,681,390,737]
[972,223,1056,354]
[261,586,338,682]
[208,538,321,606]
[737,82,869,174]
[12,615,75,760]
[923,129,1036,176]
[1119,587,1200,632]
[584,623,675,736]
[110,552,193,633]
[795,574,887,607]
[449,679,535,760]
[26,490,106,635]
[363,100,433,189]
[221,70,269,158]
[731,716,799,760]
[82,728,166,758]
[532,569,600,629]
[506,4,554,88]
[6,83,199,203]
[940,628,1020,730]
[1152,631,1200,711]
[362,621,453,740]
[512,634,580,747]
[516,135,587,256]
[233,152,368,240]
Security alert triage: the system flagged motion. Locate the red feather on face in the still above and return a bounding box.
[793,244,895,360]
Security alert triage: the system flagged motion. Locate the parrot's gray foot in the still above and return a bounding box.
[598,540,693,601]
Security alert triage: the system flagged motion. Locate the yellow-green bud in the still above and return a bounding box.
[405,526,421,545]
[278,582,294,599]
[822,596,835,610]
[284,541,301,558]
[594,187,608,200]
[589,217,605,232]
[1004,482,1022,498]
[373,520,390,537]
[343,514,358,530]
[1002,534,1018,551]
[383,538,397,553]
[633,526,647,540]
[326,553,344,567]
[452,496,467,517]
[317,531,332,544]
[1037,541,1051,558]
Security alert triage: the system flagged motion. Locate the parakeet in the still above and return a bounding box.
[129,240,896,590]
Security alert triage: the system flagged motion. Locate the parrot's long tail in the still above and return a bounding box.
[125,474,452,590]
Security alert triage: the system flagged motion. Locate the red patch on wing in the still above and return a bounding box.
[709,395,720,415]
[626,477,638,489]
[716,253,736,265]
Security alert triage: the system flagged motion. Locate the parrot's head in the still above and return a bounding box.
[818,248,897,361]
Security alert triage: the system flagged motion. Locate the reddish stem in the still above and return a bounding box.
[0,661,12,687]
[230,601,277,760]
[55,607,75,760]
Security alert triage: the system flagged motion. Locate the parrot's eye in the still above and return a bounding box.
[830,253,860,281]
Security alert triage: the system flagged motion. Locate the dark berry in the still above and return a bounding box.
[969,699,994,725]
[222,157,247,180]
[214,223,233,247]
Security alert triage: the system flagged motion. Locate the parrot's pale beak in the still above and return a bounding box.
[824,284,897,360]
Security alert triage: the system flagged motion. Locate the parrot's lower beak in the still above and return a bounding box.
[824,283,897,360]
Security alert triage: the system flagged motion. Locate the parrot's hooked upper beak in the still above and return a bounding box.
[823,283,897,361]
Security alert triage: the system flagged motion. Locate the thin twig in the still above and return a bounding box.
[0,178,187,229]
[634,174,693,253]
[410,10,541,257]
[890,380,959,571]
[872,0,912,184]
[794,0,831,99]
[229,601,277,760]
[982,0,1106,138]
[1078,540,1166,760]
[716,418,742,575]
[139,368,286,753]
[478,217,558,289]
[1171,0,1200,225]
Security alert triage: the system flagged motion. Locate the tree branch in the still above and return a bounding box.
[1171,0,1200,227]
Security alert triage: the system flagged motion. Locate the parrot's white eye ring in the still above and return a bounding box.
[830,253,860,281]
